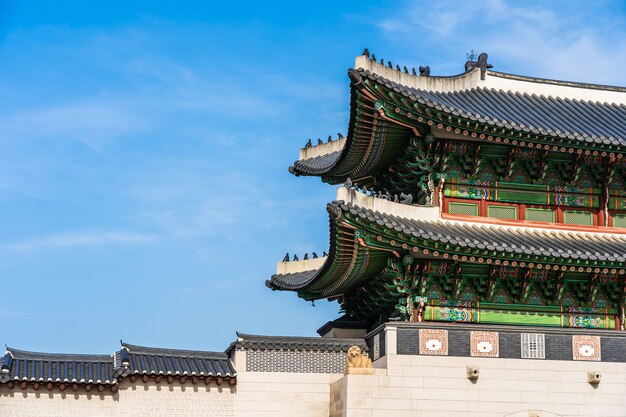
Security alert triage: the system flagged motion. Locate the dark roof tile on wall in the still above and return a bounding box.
[120,342,236,378]
[1,348,116,385]
[229,333,366,353]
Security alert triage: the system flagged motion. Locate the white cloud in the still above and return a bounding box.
[376,0,626,85]
[2,231,157,251]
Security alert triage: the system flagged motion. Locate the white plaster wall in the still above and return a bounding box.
[332,354,626,417]
[0,382,234,417]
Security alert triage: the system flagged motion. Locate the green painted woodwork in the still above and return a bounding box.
[614,213,626,228]
[488,205,517,220]
[449,202,479,216]
[423,305,616,328]
[318,73,626,195]
[526,207,555,222]
[563,210,594,226]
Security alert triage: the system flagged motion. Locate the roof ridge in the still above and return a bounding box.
[6,347,112,360]
[488,70,626,94]
[235,332,365,342]
[121,342,228,358]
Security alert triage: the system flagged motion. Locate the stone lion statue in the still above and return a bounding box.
[346,345,372,368]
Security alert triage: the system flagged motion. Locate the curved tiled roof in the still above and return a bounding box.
[120,342,236,378]
[289,150,342,176]
[341,200,626,262]
[1,347,116,385]
[290,62,626,182]
[268,197,626,294]
[360,68,626,146]
[266,269,318,291]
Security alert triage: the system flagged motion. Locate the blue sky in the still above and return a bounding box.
[1,0,626,354]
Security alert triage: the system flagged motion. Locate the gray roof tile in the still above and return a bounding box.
[360,69,626,146]
[120,342,236,377]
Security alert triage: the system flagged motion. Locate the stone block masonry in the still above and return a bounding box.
[0,382,235,417]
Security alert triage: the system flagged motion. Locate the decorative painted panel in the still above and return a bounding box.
[470,331,499,358]
[418,329,448,356]
[572,335,601,361]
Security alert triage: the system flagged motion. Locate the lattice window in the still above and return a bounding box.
[521,333,545,359]
[613,213,626,228]
[526,207,555,223]
[488,205,517,220]
[448,202,479,216]
[563,210,594,226]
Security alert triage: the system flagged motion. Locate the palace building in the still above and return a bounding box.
[3,51,626,417]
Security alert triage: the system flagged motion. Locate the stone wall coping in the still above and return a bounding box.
[365,321,626,340]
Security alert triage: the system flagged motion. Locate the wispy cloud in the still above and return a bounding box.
[2,231,157,251]
[377,0,626,85]
[0,101,146,152]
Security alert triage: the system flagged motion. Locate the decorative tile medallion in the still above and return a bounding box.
[419,329,448,355]
[470,331,499,357]
[572,335,601,361]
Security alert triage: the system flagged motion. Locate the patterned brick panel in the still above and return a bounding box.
[499,332,522,359]
[601,336,626,362]
[545,334,572,361]
[246,350,347,373]
[397,328,420,355]
[448,330,471,357]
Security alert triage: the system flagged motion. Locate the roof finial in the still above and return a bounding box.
[371,53,376,61]
[464,50,492,80]
[419,66,430,76]
[362,48,370,57]
[305,138,312,148]
[317,138,323,145]
[337,132,344,139]
[293,254,299,261]
[387,61,393,69]
[283,253,290,262]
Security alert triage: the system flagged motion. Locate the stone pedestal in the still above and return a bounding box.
[344,367,374,375]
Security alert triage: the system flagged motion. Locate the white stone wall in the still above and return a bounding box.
[331,354,626,417]
[0,382,234,417]
[234,371,342,417]
[6,348,626,417]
